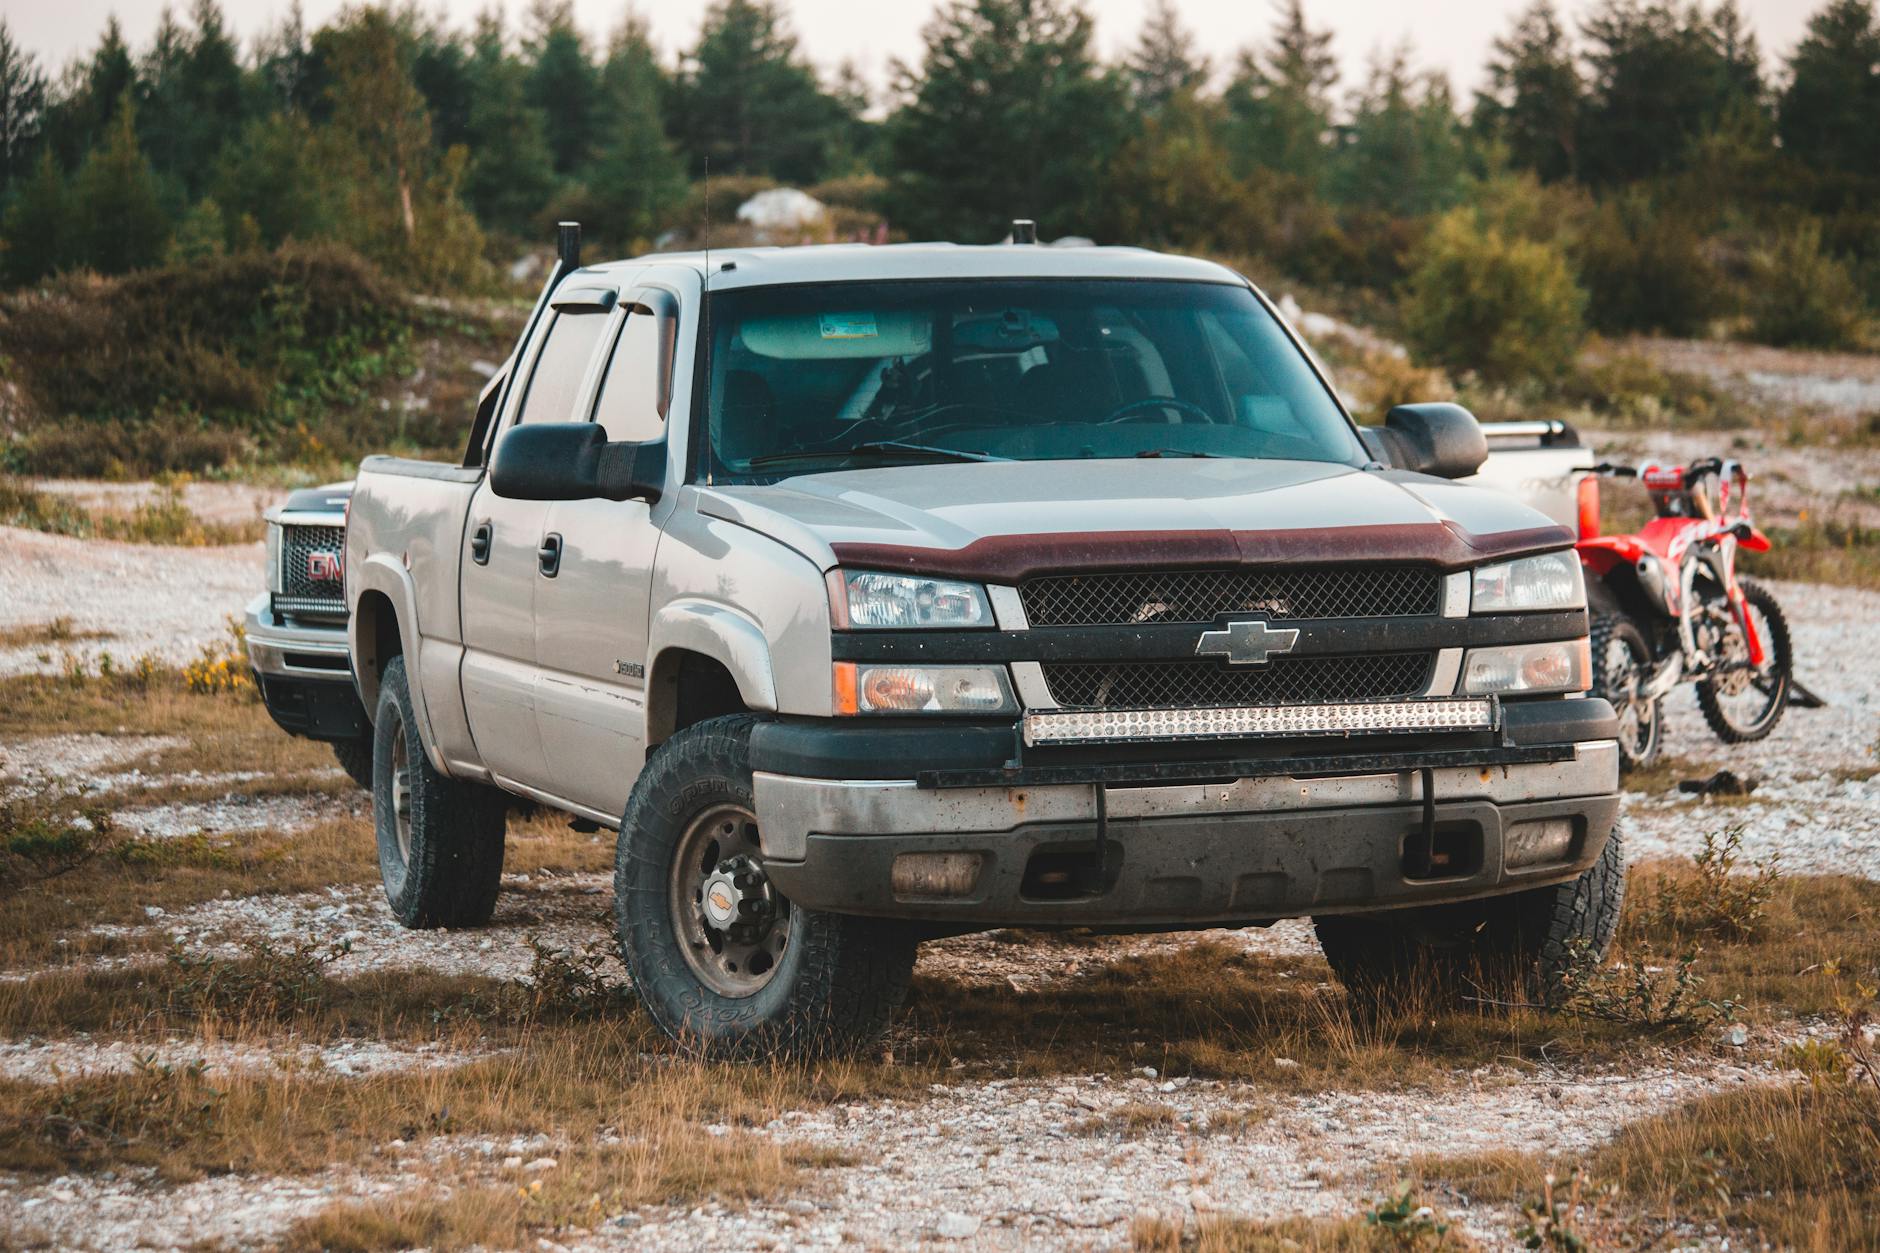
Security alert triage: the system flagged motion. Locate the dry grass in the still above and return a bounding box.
[0,618,111,650]
[1410,1078,1880,1249]
[0,475,262,545]
[1132,1209,1471,1251]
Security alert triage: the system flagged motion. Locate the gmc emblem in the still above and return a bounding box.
[306,551,343,582]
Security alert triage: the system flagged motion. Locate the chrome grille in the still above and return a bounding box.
[276,524,346,617]
[1041,653,1433,710]
[1020,566,1441,626]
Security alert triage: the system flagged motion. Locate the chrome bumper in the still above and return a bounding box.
[755,740,1618,862]
[242,593,352,681]
[753,741,1621,926]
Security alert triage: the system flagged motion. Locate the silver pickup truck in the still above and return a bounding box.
[345,226,1623,1058]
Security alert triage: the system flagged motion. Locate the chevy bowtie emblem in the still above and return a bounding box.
[1196,619,1300,667]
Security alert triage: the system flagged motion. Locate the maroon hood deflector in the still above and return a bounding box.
[831,521,1574,582]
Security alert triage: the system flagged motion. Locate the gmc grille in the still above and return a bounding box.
[1040,653,1434,710]
[276,524,346,618]
[1019,566,1442,626]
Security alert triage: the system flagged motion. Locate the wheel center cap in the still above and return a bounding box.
[702,871,741,928]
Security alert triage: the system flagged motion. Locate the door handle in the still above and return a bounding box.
[470,521,492,565]
[537,532,563,578]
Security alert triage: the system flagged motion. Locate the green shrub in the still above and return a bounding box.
[0,245,415,474]
[1573,190,1732,337]
[1747,221,1865,349]
[1399,208,1587,384]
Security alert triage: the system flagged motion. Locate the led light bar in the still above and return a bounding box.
[1022,699,1497,746]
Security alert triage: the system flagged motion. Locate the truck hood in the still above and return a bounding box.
[696,459,1572,580]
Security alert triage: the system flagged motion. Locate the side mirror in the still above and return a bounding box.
[489,422,664,503]
[1368,402,1489,479]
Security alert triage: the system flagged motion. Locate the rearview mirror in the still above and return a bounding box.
[1364,402,1488,480]
[489,422,664,503]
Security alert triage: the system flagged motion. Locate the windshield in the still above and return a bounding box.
[700,279,1363,480]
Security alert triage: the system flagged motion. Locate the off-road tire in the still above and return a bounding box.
[332,735,374,789]
[1314,824,1627,1010]
[372,655,506,929]
[614,714,916,1060]
[1696,577,1792,744]
[1590,613,1662,772]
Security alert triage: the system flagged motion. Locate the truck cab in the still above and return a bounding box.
[345,229,1624,1059]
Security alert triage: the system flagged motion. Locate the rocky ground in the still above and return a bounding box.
[0,410,1876,1249]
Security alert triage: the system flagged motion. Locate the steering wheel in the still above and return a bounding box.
[1096,396,1213,426]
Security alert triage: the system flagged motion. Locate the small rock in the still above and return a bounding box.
[936,1212,982,1240]
[1138,1066,1158,1079]
[1272,1056,1300,1069]
[502,1155,523,1169]
[524,1156,558,1171]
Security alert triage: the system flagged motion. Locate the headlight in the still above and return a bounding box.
[833,663,1016,715]
[836,570,992,629]
[1471,552,1585,613]
[1462,639,1590,695]
[265,521,284,595]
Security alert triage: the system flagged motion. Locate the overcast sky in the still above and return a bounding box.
[2,0,1821,104]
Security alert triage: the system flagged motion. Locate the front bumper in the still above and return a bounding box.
[243,594,365,742]
[753,705,1621,926]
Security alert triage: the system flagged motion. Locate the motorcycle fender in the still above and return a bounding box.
[1577,537,1643,577]
[1740,525,1773,553]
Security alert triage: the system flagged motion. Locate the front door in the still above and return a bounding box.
[458,297,616,793]
[458,482,553,787]
[533,291,677,815]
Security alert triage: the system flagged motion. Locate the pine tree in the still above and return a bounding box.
[317,8,484,287]
[45,18,136,169]
[886,0,1131,242]
[462,11,556,237]
[0,20,47,200]
[669,0,848,184]
[524,0,599,176]
[411,14,475,152]
[256,2,320,114]
[1473,0,1581,182]
[1223,0,1339,188]
[2,149,67,285]
[1577,0,1767,186]
[1334,47,1468,218]
[68,95,171,275]
[1127,0,1208,115]
[588,15,686,243]
[213,111,346,246]
[1778,0,1880,195]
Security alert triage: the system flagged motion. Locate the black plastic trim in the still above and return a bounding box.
[831,610,1586,663]
[749,698,1614,787]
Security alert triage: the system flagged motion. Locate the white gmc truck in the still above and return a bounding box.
[345,225,1623,1058]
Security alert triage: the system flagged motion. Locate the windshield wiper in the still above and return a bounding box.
[1134,448,1220,458]
[747,440,1009,468]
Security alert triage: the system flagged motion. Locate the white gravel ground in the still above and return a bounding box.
[0,1037,502,1085]
[0,527,262,675]
[0,537,1874,1246]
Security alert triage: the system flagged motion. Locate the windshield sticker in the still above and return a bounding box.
[819,312,879,340]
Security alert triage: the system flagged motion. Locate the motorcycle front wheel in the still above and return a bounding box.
[1697,578,1792,743]
[1590,613,1662,772]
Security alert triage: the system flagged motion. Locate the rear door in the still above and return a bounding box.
[458,287,616,791]
[533,287,679,816]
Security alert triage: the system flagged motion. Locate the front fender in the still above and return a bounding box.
[647,599,781,731]
[349,552,445,768]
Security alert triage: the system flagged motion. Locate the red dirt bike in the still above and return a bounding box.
[1573,457,1793,771]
